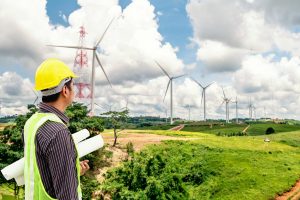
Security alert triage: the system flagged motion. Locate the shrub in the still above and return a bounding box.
[266,127,275,135]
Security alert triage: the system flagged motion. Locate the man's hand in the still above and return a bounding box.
[80,160,90,176]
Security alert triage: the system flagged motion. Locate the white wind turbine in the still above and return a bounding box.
[232,96,238,123]
[192,78,214,121]
[248,98,253,120]
[155,61,185,125]
[221,87,231,123]
[48,18,116,116]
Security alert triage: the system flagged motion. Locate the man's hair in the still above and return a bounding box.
[42,79,73,103]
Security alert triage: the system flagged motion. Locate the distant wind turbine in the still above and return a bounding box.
[48,18,116,116]
[248,98,253,120]
[155,61,185,125]
[192,78,214,121]
[232,96,238,123]
[221,87,231,123]
[31,88,39,105]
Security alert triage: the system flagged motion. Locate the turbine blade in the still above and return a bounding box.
[95,103,105,109]
[95,53,112,88]
[163,80,171,102]
[47,45,94,50]
[191,77,204,88]
[205,82,214,89]
[34,97,38,105]
[31,88,38,96]
[217,100,225,111]
[155,61,170,78]
[222,87,226,98]
[173,74,185,79]
[96,17,115,46]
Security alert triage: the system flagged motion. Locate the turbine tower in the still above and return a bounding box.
[248,99,253,120]
[48,18,115,116]
[232,96,238,123]
[155,61,185,125]
[192,78,214,121]
[221,87,231,123]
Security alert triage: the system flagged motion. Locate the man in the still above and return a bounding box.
[23,58,89,200]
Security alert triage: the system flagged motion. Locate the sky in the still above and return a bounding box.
[1,0,300,120]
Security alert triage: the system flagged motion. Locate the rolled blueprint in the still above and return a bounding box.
[1,129,90,181]
[72,129,90,144]
[14,135,104,186]
[77,135,104,158]
[1,158,25,182]
[14,175,24,186]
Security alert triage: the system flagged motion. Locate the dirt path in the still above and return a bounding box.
[169,124,185,131]
[242,125,250,134]
[102,130,193,151]
[275,179,300,200]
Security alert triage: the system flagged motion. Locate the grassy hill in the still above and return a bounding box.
[100,129,300,199]
[182,122,300,136]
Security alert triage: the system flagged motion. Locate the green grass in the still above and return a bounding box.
[0,184,24,200]
[101,129,300,199]
[182,123,300,136]
[247,123,300,135]
[182,123,246,135]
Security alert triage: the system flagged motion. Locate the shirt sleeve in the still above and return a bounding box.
[45,128,79,200]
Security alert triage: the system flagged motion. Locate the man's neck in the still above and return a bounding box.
[45,102,66,113]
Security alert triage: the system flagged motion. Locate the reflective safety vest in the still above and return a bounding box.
[24,113,82,200]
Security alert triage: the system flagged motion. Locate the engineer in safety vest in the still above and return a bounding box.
[23,58,89,200]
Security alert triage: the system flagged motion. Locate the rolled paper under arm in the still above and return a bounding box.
[1,129,90,181]
[14,175,25,186]
[71,129,90,144]
[14,134,104,186]
[77,135,104,158]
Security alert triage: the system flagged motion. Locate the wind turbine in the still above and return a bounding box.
[155,61,185,125]
[31,89,39,105]
[221,87,231,123]
[192,78,214,121]
[48,18,115,116]
[248,98,253,120]
[232,96,238,124]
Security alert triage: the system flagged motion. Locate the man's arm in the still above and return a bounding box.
[45,128,79,200]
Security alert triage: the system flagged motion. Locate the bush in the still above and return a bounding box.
[126,142,134,156]
[266,127,275,135]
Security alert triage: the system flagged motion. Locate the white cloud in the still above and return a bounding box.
[197,40,247,72]
[186,0,300,72]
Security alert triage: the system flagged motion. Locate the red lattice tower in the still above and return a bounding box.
[73,26,91,99]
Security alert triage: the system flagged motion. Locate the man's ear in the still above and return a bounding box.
[61,85,68,97]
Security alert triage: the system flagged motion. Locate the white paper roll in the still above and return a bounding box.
[77,135,104,158]
[1,129,90,181]
[15,175,25,186]
[14,135,104,186]
[1,158,24,181]
[71,129,90,144]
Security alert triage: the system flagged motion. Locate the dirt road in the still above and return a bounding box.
[275,179,300,200]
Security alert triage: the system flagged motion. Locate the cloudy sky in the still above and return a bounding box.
[1,0,300,120]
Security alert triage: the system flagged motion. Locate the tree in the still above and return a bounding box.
[0,104,37,197]
[66,103,104,136]
[266,127,275,135]
[102,109,129,146]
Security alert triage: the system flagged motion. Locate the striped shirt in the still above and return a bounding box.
[28,103,79,199]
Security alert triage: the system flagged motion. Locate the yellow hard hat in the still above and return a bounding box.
[35,58,78,91]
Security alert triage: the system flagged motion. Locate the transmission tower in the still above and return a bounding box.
[73,26,92,100]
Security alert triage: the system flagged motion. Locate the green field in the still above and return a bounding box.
[182,122,300,136]
[100,129,300,199]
